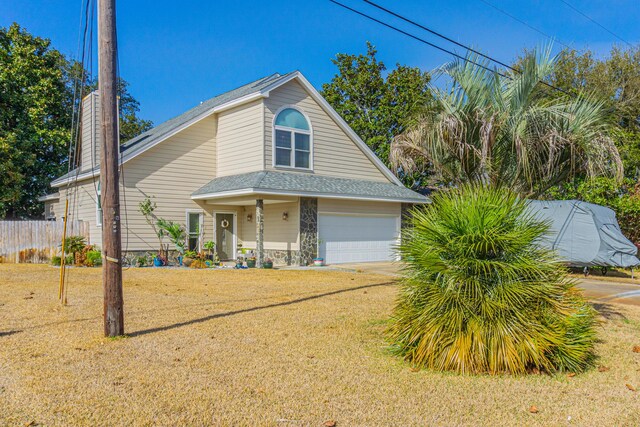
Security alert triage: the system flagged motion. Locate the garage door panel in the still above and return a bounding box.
[319,214,399,264]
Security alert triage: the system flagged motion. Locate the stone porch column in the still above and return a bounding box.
[298,197,318,266]
[256,199,264,267]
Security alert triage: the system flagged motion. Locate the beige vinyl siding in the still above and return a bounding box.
[216,99,264,177]
[56,114,217,252]
[80,92,100,172]
[117,116,216,251]
[239,200,300,251]
[264,80,390,182]
[56,179,103,247]
[318,198,401,216]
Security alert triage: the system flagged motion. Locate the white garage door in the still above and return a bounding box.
[318,214,400,264]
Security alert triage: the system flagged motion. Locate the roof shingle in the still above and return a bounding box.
[192,171,428,203]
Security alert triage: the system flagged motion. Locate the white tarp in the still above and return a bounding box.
[528,200,640,268]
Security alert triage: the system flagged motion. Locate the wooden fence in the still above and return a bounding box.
[0,220,90,263]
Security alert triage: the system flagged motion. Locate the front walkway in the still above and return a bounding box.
[333,261,640,306]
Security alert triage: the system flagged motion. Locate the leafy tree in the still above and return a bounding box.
[0,23,72,218]
[537,46,640,242]
[391,46,622,197]
[544,46,640,179]
[321,42,432,187]
[87,78,153,143]
[0,23,151,218]
[389,184,596,374]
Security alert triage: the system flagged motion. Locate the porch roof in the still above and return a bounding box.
[191,171,428,204]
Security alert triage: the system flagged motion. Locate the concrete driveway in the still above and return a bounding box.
[334,261,640,307]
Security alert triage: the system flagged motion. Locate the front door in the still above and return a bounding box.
[215,213,235,260]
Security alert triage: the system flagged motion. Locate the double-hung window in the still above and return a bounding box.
[273,108,311,169]
[187,211,203,251]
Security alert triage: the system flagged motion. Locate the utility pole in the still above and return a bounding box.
[98,0,124,336]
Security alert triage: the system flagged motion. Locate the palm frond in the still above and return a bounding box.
[388,184,597,374]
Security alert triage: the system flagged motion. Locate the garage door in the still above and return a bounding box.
[318,214,400,264]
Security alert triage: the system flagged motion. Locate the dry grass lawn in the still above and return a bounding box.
[1,264,639,426]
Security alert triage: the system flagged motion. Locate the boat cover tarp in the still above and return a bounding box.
[528,200,640,267]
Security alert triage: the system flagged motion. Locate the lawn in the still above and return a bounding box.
[1,264,639,426]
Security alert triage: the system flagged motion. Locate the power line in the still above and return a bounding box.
[363,0,514,71]
[329,0,508,78]
[476,0,576,51]
[557,0,632,47]
[345,0,570,95]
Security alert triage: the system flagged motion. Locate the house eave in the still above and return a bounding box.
[192,188,428,204]
[37,192,60,202]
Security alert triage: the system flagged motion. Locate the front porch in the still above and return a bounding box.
[193,194,318,267]
[191,170,427,266]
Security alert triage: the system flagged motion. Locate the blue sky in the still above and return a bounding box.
[2,0,638,125]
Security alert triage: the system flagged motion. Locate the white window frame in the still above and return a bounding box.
[185,209,204,252]
[96,183,103,227]
[272,105,313,171]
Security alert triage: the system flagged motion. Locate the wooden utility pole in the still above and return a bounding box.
[98,0,124,336]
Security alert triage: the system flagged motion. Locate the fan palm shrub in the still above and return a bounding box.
[389,184,597,374]
[390,45,622,197]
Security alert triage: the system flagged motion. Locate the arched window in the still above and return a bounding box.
[273,107,311,169]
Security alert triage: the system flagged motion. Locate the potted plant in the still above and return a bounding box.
[313,257,324,266]
[246,256,256,268]
[235,257,244,268]
[262,258,273,269]
[204,240,215,261]
[153,254,165,267]
[183,250,196,267]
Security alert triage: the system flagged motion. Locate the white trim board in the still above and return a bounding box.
[192,188,427,204]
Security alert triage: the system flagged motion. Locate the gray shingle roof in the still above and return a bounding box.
[192,171,428,203]
[52,72,294,186]
[119,72,293,155]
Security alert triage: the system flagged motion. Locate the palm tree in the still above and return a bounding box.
[391,46,622,196]
[389,184,596,374]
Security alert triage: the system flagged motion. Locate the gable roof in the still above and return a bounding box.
[192,171,427,204]
[51,71,402,187]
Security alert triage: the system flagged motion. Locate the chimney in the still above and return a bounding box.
[80,91,102,172]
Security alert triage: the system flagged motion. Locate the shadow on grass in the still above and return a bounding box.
[129,281,395,338]
[592,302,628,321]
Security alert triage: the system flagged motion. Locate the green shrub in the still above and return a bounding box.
[63,235,87,255]
[389,184,597,375]
[52,255,74,266]
[85,250,102,267]
[136,255,151,267]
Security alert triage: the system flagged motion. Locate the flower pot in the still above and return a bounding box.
[246,259,256,268]
[153,257,163,267]
[177,255,183,266]
[235,262,243,269]
[262,261,273,269]
[313,258,324,266]
[183,257,193,267]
